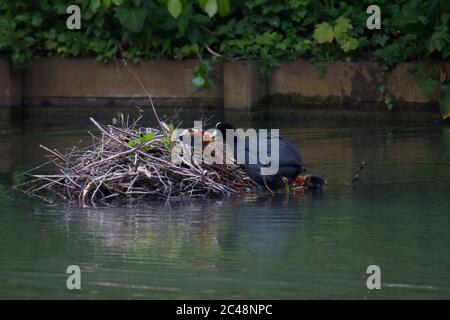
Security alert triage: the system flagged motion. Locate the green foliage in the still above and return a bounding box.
[313,22,334,44]
[373,1,450,66]
[198,0,218,18]
[192,60,215,89]
[0,0,449,76]
[128,132,157,152]
[384,95,393,111]
[167,0,182,18]
[116,4,148,32]
[217,0,231,17]
[165,0,230,18]
[160,136,174,151]
[409,64,441,99]
[315,62,327,78]
[421,77,439,98]
[313,17,359,53]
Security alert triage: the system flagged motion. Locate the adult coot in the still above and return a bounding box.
[215,122,307,191]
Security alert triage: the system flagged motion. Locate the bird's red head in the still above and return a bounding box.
[189,128,213,143]
[293,175,326,189]
[293,175,306,188]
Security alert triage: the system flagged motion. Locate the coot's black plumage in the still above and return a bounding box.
[215,122,306,189]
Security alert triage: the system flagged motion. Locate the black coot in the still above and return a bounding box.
[215,122,306,190]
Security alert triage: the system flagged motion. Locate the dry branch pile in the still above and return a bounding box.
[16,117,256,205]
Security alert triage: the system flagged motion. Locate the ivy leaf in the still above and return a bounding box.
[167,0,182,18]
[385,96,393,111]
[112,0,124,5]
[192,76,206,89]
[45,40,58,50]
[218,0,230,17]
[428,25,449,53]
[334,17,352,34]
[116,5,148,32]
[339,36,359,52]
[31,15,43,27]
[373,34,389,47]
[420,77,439,98]
[199,0,218,18]
[103,0,111,10]
[313,22,334,44]
[90,0,101,13]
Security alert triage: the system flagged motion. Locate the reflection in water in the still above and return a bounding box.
[0,114,449,299]
[59,192,318,256]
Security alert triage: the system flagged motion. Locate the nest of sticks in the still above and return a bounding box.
[15,116,256,205]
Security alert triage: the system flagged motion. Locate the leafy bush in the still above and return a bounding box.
[1,0,449,72]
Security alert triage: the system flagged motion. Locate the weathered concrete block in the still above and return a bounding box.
[2,57,447,124]
[386,63,440,103]
[0,60,22,107]
[224,61,267,111]
[269,61,383,102]
[22,58,223,108]
[269,60,448,105]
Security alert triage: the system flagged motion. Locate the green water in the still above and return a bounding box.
[0,111,449,299]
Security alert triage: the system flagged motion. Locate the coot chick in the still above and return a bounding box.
[293,175,327,189]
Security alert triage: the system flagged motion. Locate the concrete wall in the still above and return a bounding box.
[22,58,223,108]
[0,58,448,122]
[269,61,446,103]
[0,60,21,108]
[224,61,266,111]
[270,61,382,102]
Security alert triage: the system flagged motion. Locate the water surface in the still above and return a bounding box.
[1,110,449,299]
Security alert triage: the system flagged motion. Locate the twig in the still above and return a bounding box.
[121,59,163,132]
